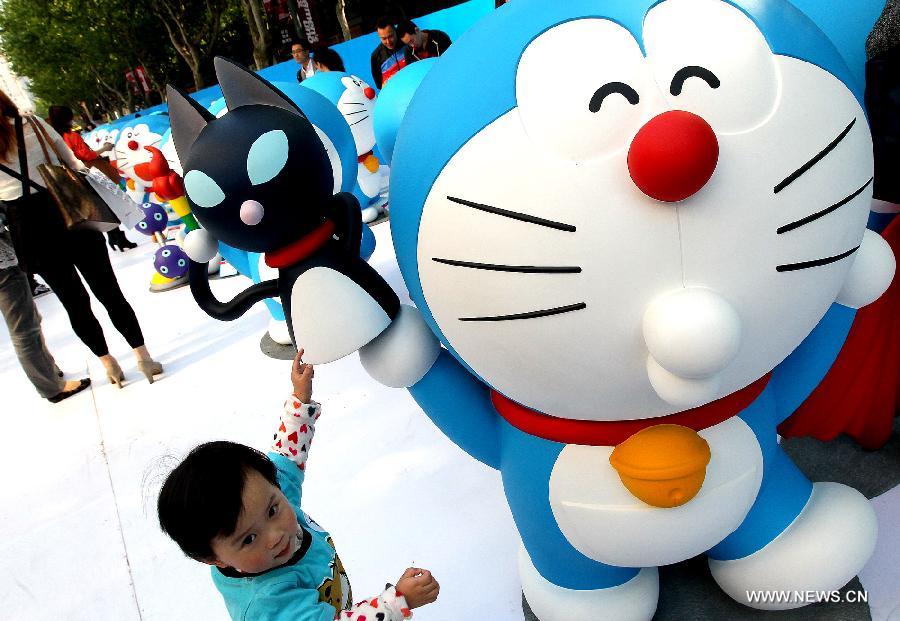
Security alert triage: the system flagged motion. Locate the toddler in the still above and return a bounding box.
[158,350,439,620]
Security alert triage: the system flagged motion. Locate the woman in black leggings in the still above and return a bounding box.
[38,229,162,384]
[0,90,162,386]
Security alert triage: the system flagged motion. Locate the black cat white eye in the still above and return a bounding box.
[774,119,856,194]
[446,196,577,232]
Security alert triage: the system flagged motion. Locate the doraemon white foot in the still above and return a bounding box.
[361,205,382,223]
[519,547,659,621]
[709,482,877,610]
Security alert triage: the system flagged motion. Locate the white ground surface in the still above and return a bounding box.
[0,223,897,621]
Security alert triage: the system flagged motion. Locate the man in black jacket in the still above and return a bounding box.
[397,20,452,64]
[370,17,407,89]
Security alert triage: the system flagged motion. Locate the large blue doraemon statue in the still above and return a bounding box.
[169,2,898,618]
[367,1,896,618]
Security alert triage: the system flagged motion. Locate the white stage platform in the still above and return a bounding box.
[0,224,897,621]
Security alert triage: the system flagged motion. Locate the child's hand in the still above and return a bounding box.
[396,567,439,609]
[291,349,314,403]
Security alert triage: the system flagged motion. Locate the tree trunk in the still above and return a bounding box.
[336,0,351,41]
[240,0,273,70]
[151,0,226,91]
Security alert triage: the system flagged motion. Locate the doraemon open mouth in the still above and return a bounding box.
[491,373,770,446]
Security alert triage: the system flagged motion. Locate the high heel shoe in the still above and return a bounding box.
[137,360,163,384]
[105,359,125,388]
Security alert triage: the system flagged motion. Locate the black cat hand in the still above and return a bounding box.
[188,260,280,321]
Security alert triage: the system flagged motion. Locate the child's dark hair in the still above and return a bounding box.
[157,441,278,561]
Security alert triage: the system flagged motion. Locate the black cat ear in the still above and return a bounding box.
[214,57,303,116]
[166,85,214,167]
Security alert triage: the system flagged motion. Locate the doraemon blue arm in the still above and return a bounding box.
[315,1,899,619]
[167,57,399,360]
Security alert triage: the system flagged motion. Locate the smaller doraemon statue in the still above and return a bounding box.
[301,72,387,223]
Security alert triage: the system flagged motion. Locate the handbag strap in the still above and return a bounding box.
[26,116,65,168]
[0,161,44,193]
[12,115,43,195]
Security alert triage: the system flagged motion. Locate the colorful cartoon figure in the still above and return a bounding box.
[248,1,894,619]
[153,245,189,279]
[114,118,168,203]
[169,58,399,357]
[302,72,387,223]
[136,202,168,237]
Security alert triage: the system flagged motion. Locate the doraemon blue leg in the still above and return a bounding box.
[706,390,877,610]
[502,424,658,621]
[410,354,658,620]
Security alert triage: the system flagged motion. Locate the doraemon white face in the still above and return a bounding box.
[114,123,163,178]
[415,0,877,421]
[337,76,377,156]
[87,128,119,160]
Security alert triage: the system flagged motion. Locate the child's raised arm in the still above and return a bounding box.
[271,349,319,471]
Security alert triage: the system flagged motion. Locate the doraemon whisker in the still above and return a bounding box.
[459,302,586,322]
[348,116,370,127]
[774,118,856,194]
[343,110,368,117]
[447,196,577,232]
[777,177,873,234]
[776,245,860,272]
[432,258,582,274]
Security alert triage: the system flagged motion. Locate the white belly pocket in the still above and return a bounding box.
[549,417,764,568]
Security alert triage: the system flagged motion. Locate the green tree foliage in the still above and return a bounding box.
[0,0,178,116]
[0,0,259,117]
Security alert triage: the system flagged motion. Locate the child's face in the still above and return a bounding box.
[207,469,300,573]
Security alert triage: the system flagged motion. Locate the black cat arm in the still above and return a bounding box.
[326,192,363,255]
[188,260,279,321]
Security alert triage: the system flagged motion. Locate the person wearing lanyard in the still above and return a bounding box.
[370,17,407,89]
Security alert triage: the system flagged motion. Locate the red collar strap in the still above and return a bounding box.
[491,373,771,446]
[357,150,374,163]
[265,220,335,269]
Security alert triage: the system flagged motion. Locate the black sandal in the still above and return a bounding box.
[48,378,91,403]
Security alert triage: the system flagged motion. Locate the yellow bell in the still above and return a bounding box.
[609,424,711,508]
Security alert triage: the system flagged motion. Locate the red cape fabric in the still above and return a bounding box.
[778,217,899,450]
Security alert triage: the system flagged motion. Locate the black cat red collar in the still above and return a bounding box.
[265,220,336,269]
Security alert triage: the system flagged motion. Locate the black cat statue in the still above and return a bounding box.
[167,57,399,363]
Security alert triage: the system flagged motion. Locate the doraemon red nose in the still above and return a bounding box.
[628,111,719,203]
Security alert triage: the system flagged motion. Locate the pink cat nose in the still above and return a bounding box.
[628,111,719,203]
[240,200,264,225]
[364,87,376,100]
[127,140,139,151]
